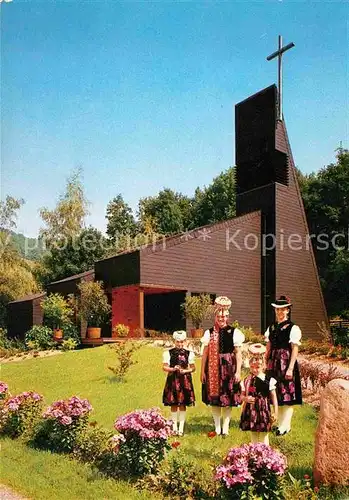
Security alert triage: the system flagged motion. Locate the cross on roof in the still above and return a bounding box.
[267,35,295,121]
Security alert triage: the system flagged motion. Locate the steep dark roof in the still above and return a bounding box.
[49,269,94,285]
[9,292,46,304]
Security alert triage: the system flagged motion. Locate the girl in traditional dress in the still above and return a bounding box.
[265,295,302,435]
[201,296,244,437]
[240,343,278,445]
[162,330,195,436]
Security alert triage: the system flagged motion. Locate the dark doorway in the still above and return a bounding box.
[144,291,186,333]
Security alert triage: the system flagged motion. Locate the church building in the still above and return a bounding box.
[7,85,328,341]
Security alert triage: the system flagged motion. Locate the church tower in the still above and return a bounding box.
[235,84,328,337]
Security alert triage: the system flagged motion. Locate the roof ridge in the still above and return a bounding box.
[141,210,261,255]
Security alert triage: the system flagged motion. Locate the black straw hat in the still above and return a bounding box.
[271,295,292,308]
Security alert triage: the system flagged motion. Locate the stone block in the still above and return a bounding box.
[314,378,349,486]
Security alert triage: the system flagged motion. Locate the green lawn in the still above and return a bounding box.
[0,345,332,498]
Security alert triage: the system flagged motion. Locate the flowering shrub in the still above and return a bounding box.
[34,396,92,453]
[0,390,43,439]
[216,443,287,499]
[106,408,173,477]
[0,381,9,400]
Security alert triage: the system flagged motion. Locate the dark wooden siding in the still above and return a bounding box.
[33,296,44,327]
[140,213,262,333]
[7,295,44,340]
[95,251,140,288]
[275,122,328,340]
[46,271,94,296]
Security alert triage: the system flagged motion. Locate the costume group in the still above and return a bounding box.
[162,295,302,440]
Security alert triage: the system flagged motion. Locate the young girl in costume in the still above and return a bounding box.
[240,343,278,446]
[265,295,302,435]
[201,296,244,437]
[162,330,195,436]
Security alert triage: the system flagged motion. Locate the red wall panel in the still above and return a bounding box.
[112,285,140,336]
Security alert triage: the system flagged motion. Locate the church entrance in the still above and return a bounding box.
[144,290,186,334]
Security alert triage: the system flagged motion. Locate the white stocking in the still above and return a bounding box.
[259,432,269,445]
[211,406,222,435]
[178,411,186,435]
[171,410,178,433]
[221,407,232,435]
[278,406,294,433]
[283,407,294,431]
[251,432,259,443]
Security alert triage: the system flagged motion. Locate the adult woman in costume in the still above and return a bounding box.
[201,296,244,437]
[265,295,302,435]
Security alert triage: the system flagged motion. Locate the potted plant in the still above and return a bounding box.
[181,294,213,338]
[41,293,73,340]
[112,323,130,339]
[77,281,111,339]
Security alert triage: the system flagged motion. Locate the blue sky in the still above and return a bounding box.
[1,0,348,238]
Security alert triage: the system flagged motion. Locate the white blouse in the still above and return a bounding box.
[162,349,195,365]
[200,327,245,348]
[264,325,302,346]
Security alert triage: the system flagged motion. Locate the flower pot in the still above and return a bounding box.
[190,328,204,339]
[53,328,63,340]
[87,327,101,339]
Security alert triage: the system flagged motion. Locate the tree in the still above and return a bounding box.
[39,169,89,248]
[300,148,349,318]
[325,250,349,319]
[0,196,24,231]
[0,197,40,327]
[37,227,109,286]
[106,194,137,242]
[138,189,191,236]
[190,167,236,228]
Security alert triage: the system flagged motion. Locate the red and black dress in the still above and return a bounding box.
[240,374,276,432]
[162,348,195,407]
[265,321,303,406]
[201,325,244,407]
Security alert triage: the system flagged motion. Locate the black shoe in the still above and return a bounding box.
[276,428,290,436]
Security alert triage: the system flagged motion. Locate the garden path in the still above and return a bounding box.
[0,485,28,500]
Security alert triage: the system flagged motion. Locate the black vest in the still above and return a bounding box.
[169,348,190,368]
[248,375,271,398]
[268,321,294,349]
[209,325,236,354]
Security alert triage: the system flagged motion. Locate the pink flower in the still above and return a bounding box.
[0,382,9,394]
[60,415,72,425]
[43,395,92,422]
[215,443,287,489]
[114,408,173,440]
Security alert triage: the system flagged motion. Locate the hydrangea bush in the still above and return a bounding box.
[0,390,43,439]
[102,408,173,477]
[34,396,92,453]
[216,443,287,499]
